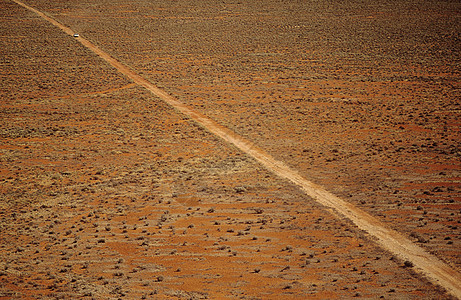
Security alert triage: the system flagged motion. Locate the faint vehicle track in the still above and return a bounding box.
[12,0,461,297]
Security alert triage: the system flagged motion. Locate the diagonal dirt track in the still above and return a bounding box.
[11,0,461,298]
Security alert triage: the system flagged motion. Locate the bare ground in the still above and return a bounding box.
[1,0,460,299]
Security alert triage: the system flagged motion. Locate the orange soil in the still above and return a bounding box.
[1,0,460,299]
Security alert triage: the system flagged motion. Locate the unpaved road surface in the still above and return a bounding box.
[1,0,460,299]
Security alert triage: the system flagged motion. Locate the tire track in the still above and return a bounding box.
[12,0,461,297]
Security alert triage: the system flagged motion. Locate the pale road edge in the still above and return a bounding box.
[11,0,461,298]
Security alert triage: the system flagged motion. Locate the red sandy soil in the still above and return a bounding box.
[1,0,460,299]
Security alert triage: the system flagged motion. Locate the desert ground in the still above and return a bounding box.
[1,0,460,298]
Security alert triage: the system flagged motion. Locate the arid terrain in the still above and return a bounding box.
[1,0,460,298]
